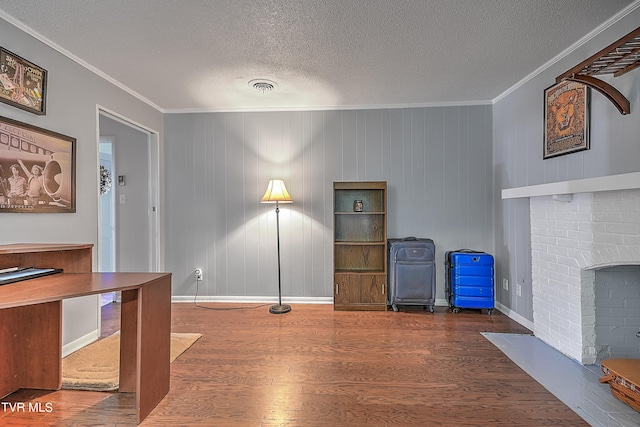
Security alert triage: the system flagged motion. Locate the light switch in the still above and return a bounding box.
[119,194,126,204]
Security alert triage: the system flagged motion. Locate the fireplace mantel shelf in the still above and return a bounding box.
[502,171,640,199]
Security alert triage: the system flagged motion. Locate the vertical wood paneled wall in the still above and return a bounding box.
[164,106,493,300]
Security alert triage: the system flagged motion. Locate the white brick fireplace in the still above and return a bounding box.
[503,172,640,365]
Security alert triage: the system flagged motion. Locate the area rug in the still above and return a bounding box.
[62,331,201,391]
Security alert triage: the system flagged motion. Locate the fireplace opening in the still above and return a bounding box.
[594,265,640,363]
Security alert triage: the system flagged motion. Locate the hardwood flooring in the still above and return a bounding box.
[1,303,588,426]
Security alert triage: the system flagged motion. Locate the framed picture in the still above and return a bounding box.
[0,116,76,213]
[544,80,590,159]
[0,47,47,115]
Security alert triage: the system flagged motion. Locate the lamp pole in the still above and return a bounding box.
[270,201,291,314]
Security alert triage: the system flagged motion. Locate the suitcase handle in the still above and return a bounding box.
[402,237,418,241]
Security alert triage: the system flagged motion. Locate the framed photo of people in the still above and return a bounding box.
[543,80,590,159]
[0,116,76,213]
[0,47,47,115]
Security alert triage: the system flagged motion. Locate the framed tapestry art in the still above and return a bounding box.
[0,116,76,213]
[0,47,47,115]
[543,80,590,159]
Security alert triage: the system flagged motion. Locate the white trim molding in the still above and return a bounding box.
[501,172,640,199]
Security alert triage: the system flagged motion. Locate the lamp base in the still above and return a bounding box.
[269,304,291,314]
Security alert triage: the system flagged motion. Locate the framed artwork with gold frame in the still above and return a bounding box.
[0,47,47,115]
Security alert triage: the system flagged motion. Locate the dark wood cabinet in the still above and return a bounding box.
[0,243,92,272]
[0,243,93,398]
[333,182,387,310]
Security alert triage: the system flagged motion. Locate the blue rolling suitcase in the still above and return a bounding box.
[388,237,436,312]
[445,250,494,315]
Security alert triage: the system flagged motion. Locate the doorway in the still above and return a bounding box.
[97,109,160,275]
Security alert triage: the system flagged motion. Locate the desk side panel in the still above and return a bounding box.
[137,275,172,423]
[0,302,62,396]
[0,308,20,398]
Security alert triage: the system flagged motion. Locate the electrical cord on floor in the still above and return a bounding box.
[193,277,270,311]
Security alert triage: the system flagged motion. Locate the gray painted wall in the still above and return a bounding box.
[164,106,493,301]
[0,19,164,346]
[493,8,640,322]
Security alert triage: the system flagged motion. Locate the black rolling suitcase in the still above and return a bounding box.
[388,237,436,312]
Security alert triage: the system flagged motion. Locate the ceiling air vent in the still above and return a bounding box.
[248,79,277,93]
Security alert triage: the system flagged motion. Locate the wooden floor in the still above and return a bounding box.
[1,303,589,426]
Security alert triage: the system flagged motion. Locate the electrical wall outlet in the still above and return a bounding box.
[503,278,508,291]
[516,283,522,297]
[195,268,203,281]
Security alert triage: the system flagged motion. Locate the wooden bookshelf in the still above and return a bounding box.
[333,182,387,310]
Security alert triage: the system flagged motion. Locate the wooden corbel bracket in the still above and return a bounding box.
[556,26,640,115]
[564,75,630,115]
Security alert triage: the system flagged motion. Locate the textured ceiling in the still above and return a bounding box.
[0,0,636,112]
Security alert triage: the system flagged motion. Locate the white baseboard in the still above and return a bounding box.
[173,296,452,306]
[172,295,334,304]
[62,329,99,357]
[494,302,534,331]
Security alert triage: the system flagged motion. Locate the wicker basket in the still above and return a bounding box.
[600,358,640,412]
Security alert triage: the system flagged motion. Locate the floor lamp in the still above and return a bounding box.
[261,179,292,314]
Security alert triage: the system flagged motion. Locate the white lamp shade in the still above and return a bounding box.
[261,179,293,203]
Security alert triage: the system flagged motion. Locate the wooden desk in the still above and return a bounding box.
[0,262,171,423]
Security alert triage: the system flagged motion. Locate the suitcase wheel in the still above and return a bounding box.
[392,304,399,312]
[425,305,434,313]
[452,307,460,314]
[487,309,493,316]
